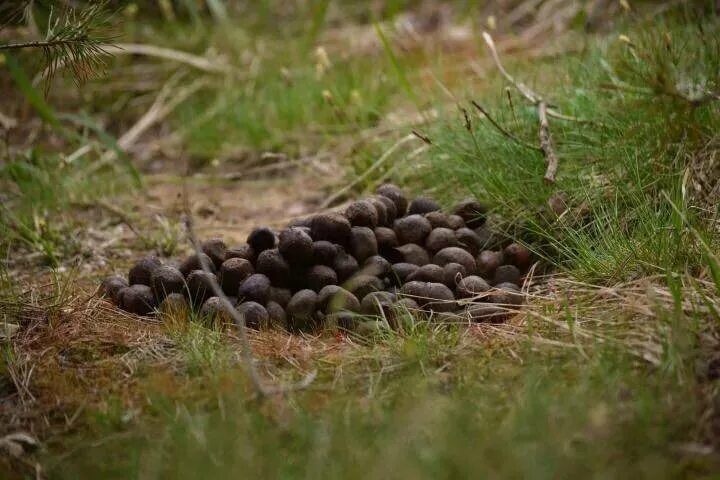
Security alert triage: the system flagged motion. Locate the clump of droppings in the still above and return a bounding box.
[266,301,288,329]
[247,227,276,253]
[119,284,156,315]
[425,228,459,253]
[333,251,359,282]
[349,226,378,263]
[307,265,338,292]
[394,214,432,245]
[376,183,408,216]
[425,211,452,229]
[225,244,256,264]
[128,256,162,286]
[374,227,398,252]
[390,263,419,285]
[100,275,128,304]
[311,213,352,245]
[464,304,507,323]
[400,281,429,301]
[490,282,524,306]
[278,228,314,266]
[373,195,398,225]
[361,291,397,316]
[362,255,392,278]
[268,287,292,309]
[456,275,490,298]
[408,196,441,215]
[425,283,455,312]
[326,311,357,330]
[441,263,467,289]
[186,270,217,307]
[179,253,216,277]
[344,274,383,300]
[453,199,487,229]
[433,247,476,274]
[455,228,483,256]
[312,241,338,266]
[366,197,388,227]
[447,215,465,230]
[150,265,185,300]
[407,264,444,283]
[476,250,504,277]
[345,200,379,228]
[219,258,253,295]
[493,265,521,286]
[318,285,361,313]
[392,244,430,266]
[200,297,227,319]
[288,217,312,228]
[201,238,227,268]
[256,249,290,286]
[504,242,531,270]
[287,289,319,328]
[237,301,269,329]
[237,273,271,304]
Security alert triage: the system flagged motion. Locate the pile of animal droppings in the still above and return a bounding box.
[100,184,530,331]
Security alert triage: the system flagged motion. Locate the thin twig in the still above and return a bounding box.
[471,101,542,152]
[538,101,558,183]
[482,32,540,104]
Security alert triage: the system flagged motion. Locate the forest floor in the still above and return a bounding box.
[2,2,720,479]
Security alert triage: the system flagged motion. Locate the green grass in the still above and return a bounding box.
[408,10,719,283]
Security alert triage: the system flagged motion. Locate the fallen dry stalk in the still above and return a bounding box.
[481,31,579,183]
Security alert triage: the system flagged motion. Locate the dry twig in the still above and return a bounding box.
[481,31,583,183]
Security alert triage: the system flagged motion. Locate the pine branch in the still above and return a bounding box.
[0,1,115,88]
